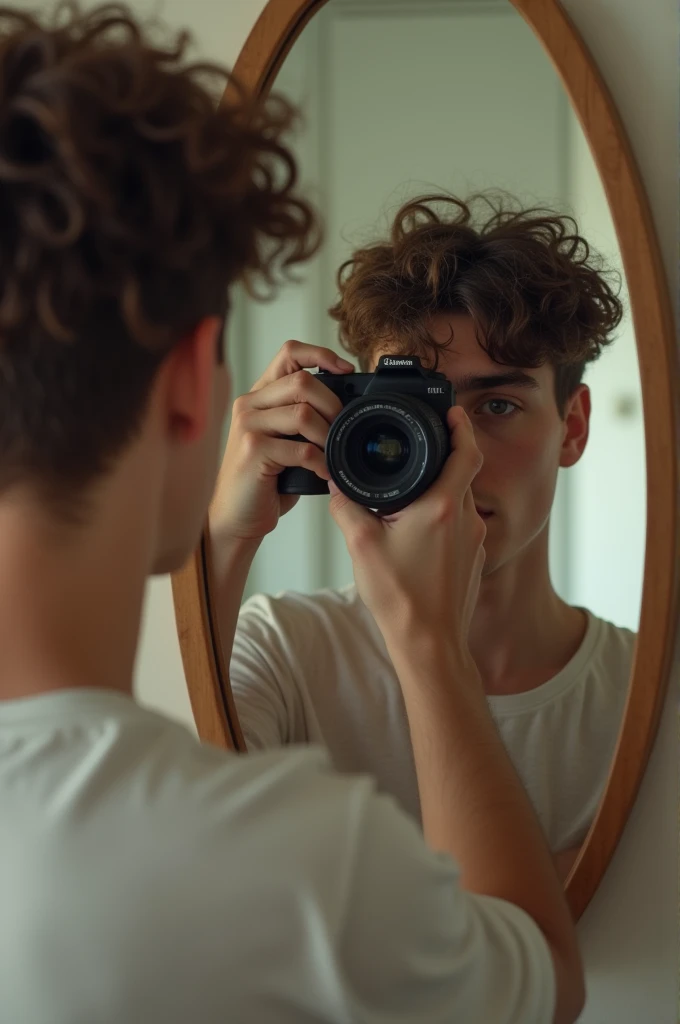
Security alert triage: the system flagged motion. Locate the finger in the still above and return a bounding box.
[251,340,354,391]
[240,404,331,450]
[462,488,477,517]
[245,369,345,423]
[433,406,484,495]
[463,488,487,538]
[328,483,381,548]
[243,436,330,480]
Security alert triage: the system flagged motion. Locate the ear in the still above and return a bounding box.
[162,317,223,445]
[559,384,591,468]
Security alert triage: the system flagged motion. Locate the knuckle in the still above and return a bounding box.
[239,429,261,460]
[281,339,298,359]
[231,394,250,420]
[297,441,318,464]
[429,494,458,524]
[292,369,312,394]
[295,402,314,427]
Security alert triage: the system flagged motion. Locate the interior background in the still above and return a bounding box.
[127,1,677,1021]
[228,0,645,634]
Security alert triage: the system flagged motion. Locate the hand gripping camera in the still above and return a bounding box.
[278,354,455,515]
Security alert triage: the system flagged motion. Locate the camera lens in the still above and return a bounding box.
[326,393,450,514]
[361,426,411,476]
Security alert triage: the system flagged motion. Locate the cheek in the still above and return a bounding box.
[476,430,559,501]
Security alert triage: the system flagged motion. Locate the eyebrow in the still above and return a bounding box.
[452,371,541,393]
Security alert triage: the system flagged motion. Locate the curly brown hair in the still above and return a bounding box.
[0,1,319,509]
[329,193,624,415]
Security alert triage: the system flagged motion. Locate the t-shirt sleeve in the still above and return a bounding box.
[229,597,301,751]
[340,791,556,1024]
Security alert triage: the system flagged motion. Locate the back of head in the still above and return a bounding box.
[330,193,623,415]
[0,1,319,519]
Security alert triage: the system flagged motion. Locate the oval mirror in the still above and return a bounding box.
[172,0,678,921]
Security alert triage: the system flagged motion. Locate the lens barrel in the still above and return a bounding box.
[325,393,449,513]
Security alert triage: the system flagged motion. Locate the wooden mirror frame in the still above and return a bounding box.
[172,0,679,920]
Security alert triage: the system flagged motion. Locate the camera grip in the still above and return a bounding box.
[277,434,330,495]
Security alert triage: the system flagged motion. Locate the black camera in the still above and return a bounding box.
[277,354,455,514]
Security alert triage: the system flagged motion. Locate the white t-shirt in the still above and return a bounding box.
[0,688,555,1024]
[231,584,636,852]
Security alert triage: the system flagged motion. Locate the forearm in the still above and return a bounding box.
[388,635,580,966]
[208,526,261,664]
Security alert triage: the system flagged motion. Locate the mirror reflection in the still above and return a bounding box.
[209,0,645,882]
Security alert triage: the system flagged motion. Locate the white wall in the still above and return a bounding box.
[565,113,644,630]
[134,1,679,1021]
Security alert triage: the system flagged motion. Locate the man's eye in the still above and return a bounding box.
[480,399,518,416]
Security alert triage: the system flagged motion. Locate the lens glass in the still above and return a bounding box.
[361,425,411,476]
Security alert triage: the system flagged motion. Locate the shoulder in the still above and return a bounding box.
[236,583,374,649]
[60,712,554,1023]
[239,582,363,624]
[107,716,373,868]
[588,613,636,669]
[575,612,636,705]
[165,739,554,1024]
[126,735,400,925]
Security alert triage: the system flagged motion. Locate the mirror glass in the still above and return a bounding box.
[213,0,645,879]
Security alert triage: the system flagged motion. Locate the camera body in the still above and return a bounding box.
[278,354,456,514]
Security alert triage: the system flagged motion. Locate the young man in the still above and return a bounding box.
[0,5,584,1023]
[213,194,634,883]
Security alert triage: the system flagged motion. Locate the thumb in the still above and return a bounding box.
[328,481,380,544]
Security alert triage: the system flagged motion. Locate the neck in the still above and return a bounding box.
[469,525,587,696]
[0,479,153,704]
